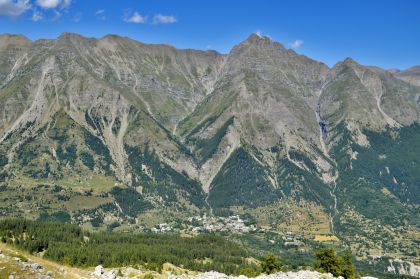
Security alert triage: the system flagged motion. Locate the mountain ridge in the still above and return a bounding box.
[0,32,419,269]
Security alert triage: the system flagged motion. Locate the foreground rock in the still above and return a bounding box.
[94,265,118,279]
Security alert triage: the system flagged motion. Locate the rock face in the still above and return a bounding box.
[387,259,420,278]
[1,33,418,189]
[0,32,419,264]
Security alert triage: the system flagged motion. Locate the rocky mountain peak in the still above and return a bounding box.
[244,33,273,43]
[334,57,360,70]
[56,32,99,48]
[393,65,420,86]
[58,32,89,41]
[405,65,420,72]
[0,34,31,48]
[228,33,287,58]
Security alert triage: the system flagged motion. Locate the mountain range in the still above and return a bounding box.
[0,32,419,268]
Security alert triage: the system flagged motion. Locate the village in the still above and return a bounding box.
[150,214,258,234]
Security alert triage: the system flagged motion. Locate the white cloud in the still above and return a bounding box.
[0,0,31,17]
[31,9,43,21]
[153,14,177,24]
[36,0,70,9]
[95,9,106,20]
[36,0,58,9]
[290,39,304,49]
[255,30,262,37]
[124,11,147,23]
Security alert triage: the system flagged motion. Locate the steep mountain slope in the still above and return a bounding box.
[178,34,333,194]
[0,33,419,266]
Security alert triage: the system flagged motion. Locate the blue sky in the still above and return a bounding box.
[0,0,419,69]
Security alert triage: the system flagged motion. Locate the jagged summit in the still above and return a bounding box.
[245,32,273,42]
[233,32,286,52]
[330,57,360,70]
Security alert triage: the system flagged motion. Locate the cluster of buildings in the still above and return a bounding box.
[282,231,302,247]
[151,223,173,233]
[187,214,257,233]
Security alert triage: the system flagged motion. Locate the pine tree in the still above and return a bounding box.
[314,248,342,277]
[260,253,282,274]
[341,250,356,279]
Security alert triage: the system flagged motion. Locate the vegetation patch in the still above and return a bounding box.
[208,147,280,208]
[111,187,152,217]
[192,116,234,166]
[126,145,206,208]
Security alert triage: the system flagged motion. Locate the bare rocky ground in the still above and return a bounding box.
[0,243,87,279]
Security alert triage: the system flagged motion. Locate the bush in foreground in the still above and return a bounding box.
[260,253,282,274]
[314,248,356,279]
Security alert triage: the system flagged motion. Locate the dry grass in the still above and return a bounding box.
[0,243,93,279]
[314,235,340,242]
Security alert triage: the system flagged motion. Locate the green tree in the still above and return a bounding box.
[314,248,357,279]
[239,266,261,277]
[314,248,342,277]
[260,253,282,274]
[341,250,356,279]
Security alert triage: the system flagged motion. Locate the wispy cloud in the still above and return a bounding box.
[31,9,43,21]
[290,39,304,49]
[61,0,70,9]
[95,9,106,20]
[73,11,82,22]
[152,14,177,24]
[124,11,147,23]
[51,9,61,21]
[0,0,31,17]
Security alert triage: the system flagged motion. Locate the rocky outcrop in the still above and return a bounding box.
[94,265,118,279]
[387,259,420,278]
